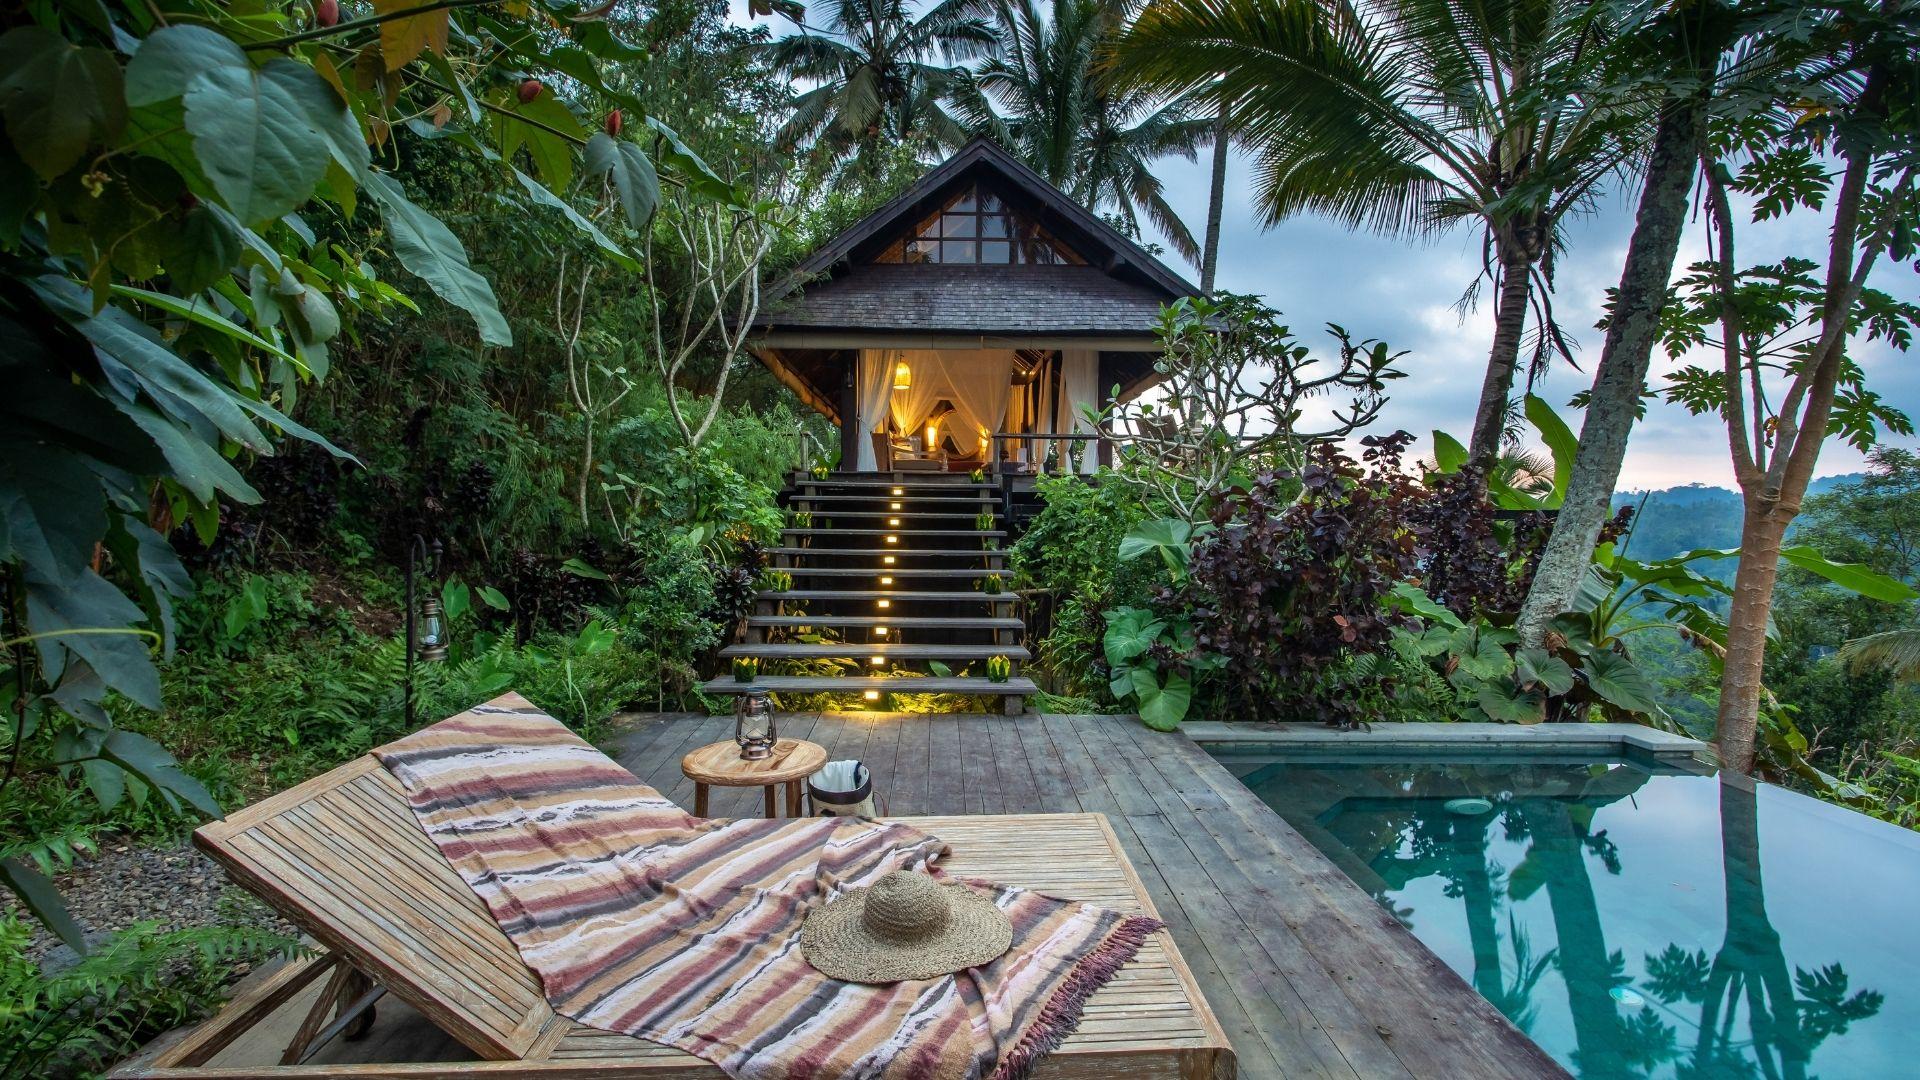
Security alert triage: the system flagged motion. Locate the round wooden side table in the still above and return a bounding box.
[681,738,828,818]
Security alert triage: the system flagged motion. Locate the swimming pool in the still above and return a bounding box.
[1208,747,1919,1079]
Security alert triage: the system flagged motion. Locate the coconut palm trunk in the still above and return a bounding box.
[1515,75,1719,646]
[1200,101,1229,293]
[1468,242,1536,467]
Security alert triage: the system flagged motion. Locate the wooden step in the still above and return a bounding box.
[757,590,1014,603]
[791,494,994,505]
[746,615,1024,630]
[700,675,1039,695]
[782,567,1009,578]
[766,547,1002,559]
[788,511,992,521]
[781,528,1005,538]
[791,479,996,491]
[719,643,1029,660]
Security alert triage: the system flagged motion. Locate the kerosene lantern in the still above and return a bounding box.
[734,687,777,760]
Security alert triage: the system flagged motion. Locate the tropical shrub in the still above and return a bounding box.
[1184,435,1428,728]
[1008,477,1156,699]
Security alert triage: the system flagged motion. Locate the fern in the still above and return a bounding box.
[0,916,298,1080]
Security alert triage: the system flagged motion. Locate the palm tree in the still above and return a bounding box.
[1107,0,1641,469]
[950,0,1214,263]
[763,0,999,167]
[1841,629,1920,681]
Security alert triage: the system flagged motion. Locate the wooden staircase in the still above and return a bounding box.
[702,471,1038,714]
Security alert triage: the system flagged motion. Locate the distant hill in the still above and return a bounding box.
[1610,474,1864,561]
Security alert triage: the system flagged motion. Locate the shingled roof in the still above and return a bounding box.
[757,138,1200,341]
[761,263,1173,336]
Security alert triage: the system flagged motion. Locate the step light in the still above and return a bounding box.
[877,599,891,609]
[887,517,901,527]
[873,626,888,637]
[879,576,894,586]
[890,502,902,510]
[892,487,903,495]
[883,555,896,565]
[863,689,881,702]
[869,656,885,667]
[886,535,899,544]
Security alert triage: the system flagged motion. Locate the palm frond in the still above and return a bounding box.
[1841,628,1920,681]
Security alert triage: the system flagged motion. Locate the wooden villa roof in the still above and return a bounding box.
[757,138,1200,345]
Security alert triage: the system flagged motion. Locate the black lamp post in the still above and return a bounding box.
[404,535,447,727]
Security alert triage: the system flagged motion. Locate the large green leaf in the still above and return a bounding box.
[112,284,298,367]
[1432,430,1468,473]
[1582,652,1660,716]
[1778,546,1918,603]
[1387,581,1463,628]
[183,59,335,225]
[122,402,260,503]
[500,94,582,191]
[0,443,105,588]
[510,167,637,270]
[362,172,511,346]
[644,116,744,205]
[1102,606,1165,666]
[585,133,659,231]
[0,856,87,953]
[0,27,125,179]
[1524,394,1577,502]
[99,729,220,818]
[22,567,161,710]
[1476,681,1547,724]
[1450,625,1515,681]
[1130,667,1192,731]
[124,24,248,106]
[1513,648,1576,696]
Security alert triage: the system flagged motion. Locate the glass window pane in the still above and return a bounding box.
[1027,242,1058,264]
[942,241,976,262]
[906,240,937,263]
[943,214,977,237]
[952,191,977,212]
[981,214,1008,238]
[979,192,1003,212]
[980,241,1011,263]
[919,216,942,238]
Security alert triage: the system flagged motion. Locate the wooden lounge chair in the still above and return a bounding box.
[115,745,1235,1078]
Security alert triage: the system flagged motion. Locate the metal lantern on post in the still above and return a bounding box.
[404,535,447,727]
[734,687,776,760]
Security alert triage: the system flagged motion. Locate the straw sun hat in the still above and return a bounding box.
[801,871,1013,983]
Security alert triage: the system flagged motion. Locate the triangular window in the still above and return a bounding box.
[874,185,1083,265]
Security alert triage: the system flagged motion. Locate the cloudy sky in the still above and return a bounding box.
[1137,151,1919,490]
[731,5,1918,490]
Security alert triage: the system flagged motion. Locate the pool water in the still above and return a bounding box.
[1214,751,1920,1080]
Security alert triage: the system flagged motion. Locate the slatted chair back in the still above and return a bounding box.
[195,754,554,1059]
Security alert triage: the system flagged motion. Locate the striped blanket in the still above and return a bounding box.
[373,693,1161,1080]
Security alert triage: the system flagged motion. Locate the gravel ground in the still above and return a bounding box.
[20,837,298,969]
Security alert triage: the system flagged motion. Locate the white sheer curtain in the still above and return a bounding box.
[880,349,1015,456]
[1056,348,1100,474]
[932,350,1014,458]
[854,350,898,471]
[888,350,947,439]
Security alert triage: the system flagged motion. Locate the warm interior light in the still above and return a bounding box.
[893,360,912,390]
[863,690,881,701]
[925,419,940,449]
[978,426,990,455]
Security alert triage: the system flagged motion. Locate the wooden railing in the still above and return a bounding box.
[988,432,1104,477]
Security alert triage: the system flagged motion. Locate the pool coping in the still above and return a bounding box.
[1183,720,1708,764]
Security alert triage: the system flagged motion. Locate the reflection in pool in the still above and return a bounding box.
[1214,753,1917,1079]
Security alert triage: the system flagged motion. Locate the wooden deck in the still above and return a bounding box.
[619,712,1564,1080]
[141,711,1564,1079]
